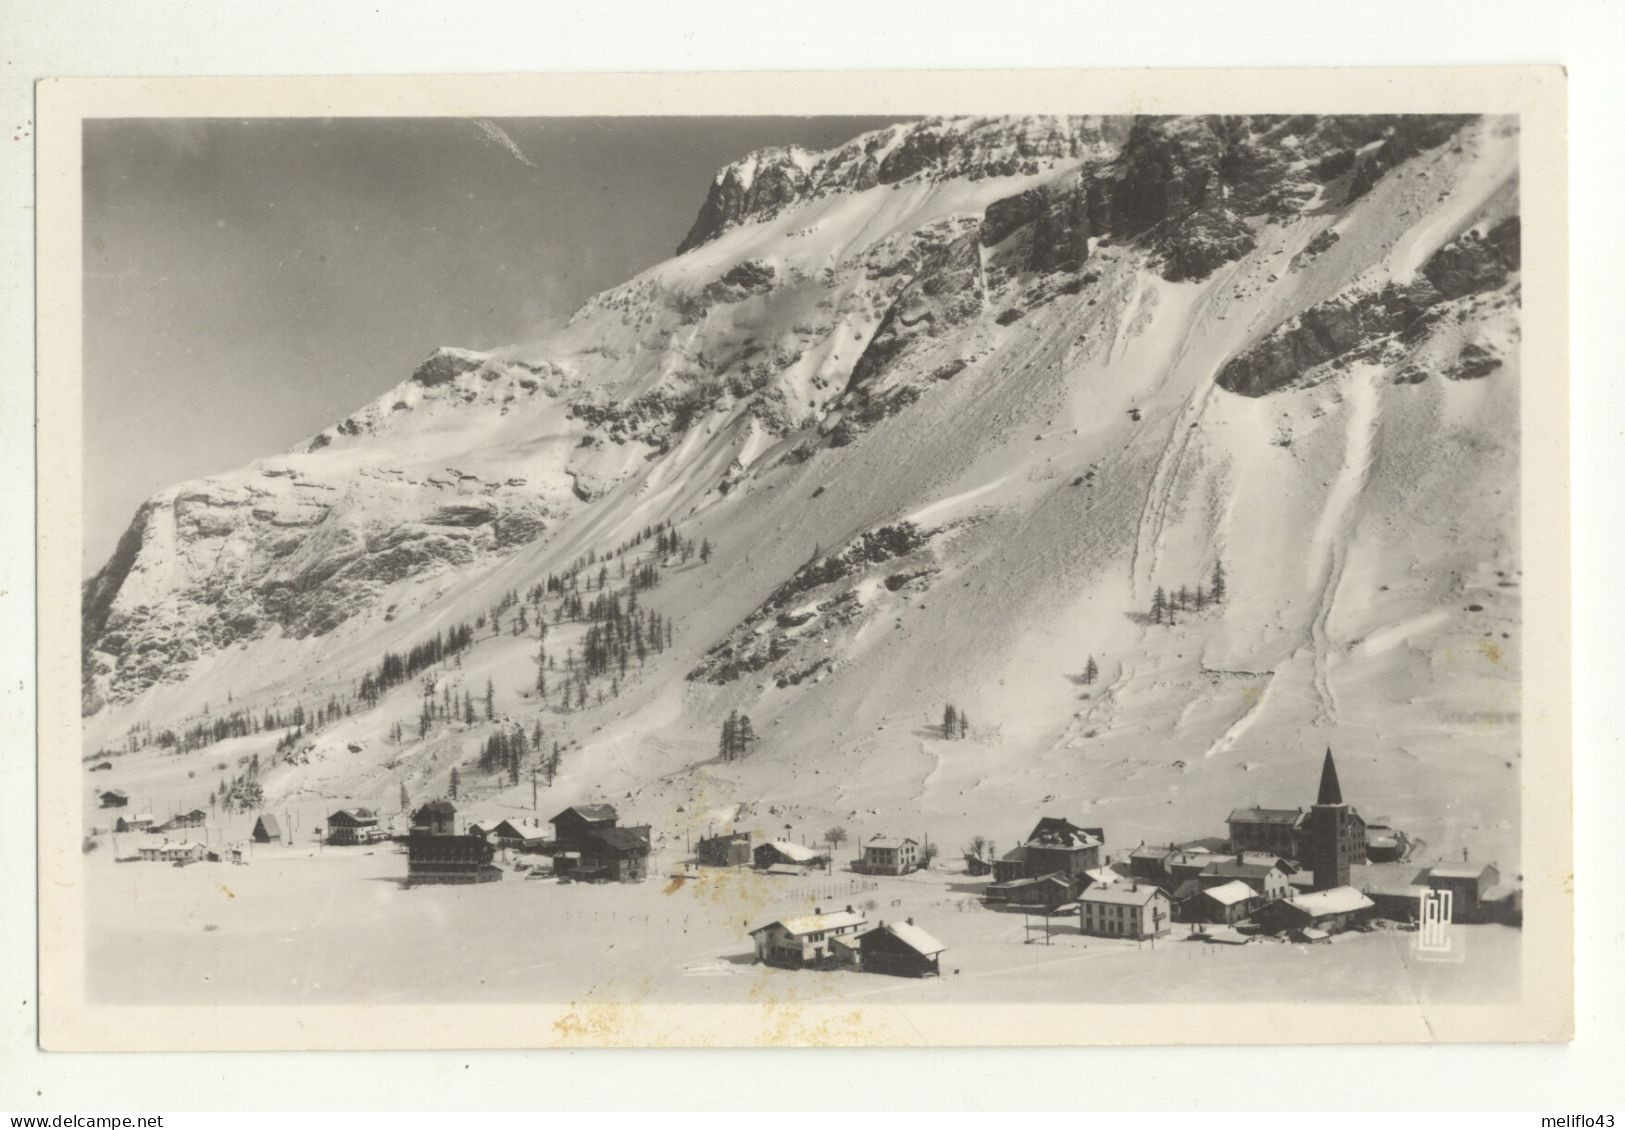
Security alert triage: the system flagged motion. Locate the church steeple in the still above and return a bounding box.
[1306,746,1356,891]
[1316,746,1344,807]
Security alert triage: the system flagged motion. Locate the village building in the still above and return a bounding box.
[1199,857,1293,902]
[158,808,208,831]
[1022,818,1103,878]
[407,833,501,885]
[548,804,621,849]
[413,800,457,836]
[1194,879,1259,926]
[753,839,827,871]
[1128,845,1173,879]
[695,830,752,868]
[985,873,1075,910]
[986,816,1103,902]
[749,906,870,969]
[1166,849,1220,886]
[115,813,156,834]
[1226,807,1304,858]
[1080,865,1121,889]
[851,834,921,876]
[1255,886,1375,938]
[404,802,500,884]
[139,840,205,863]
[857,919,948,978]
[1077,883,1172,940]
[251,814,282,844]
[962,850,992,876]
[487,819,549,852]
[573,827,652,882]
[98,789,129,809]
[992,844,1032,884]
[1353,863,1434,921]
[1424,861,1505,923]
[326,808,383,845]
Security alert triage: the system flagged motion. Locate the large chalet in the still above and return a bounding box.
[550,804,651,882]
[985,817,1103,905]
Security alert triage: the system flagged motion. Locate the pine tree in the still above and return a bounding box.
[399,782,409,813]
[720,712,738,761]
[1211,560,1226,603]
[464,690,475,725]
[700,538,713,564]
[958,710,969,739]
[1084,655,1099,684]
[449,767,460,800]
[485,678,495,721]
[1151,586,1167,625]
[1176,585,1189,611]
[736,713,757,754]
[1194,585,1206,611]
[943,704,959,738]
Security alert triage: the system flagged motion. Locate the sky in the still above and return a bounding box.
[81,115,907,574]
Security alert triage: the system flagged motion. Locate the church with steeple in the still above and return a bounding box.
[1302,747,1366,891]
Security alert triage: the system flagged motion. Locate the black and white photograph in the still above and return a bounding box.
[30,67,1571,1052]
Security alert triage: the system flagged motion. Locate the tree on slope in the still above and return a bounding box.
[1211,560,1226,603]
[942,704,959,739]
[1084,656,1099,685]
[1151,586,1167,625]
[720,712,738,761]
[449,767,460,800]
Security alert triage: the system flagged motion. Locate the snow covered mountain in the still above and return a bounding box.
[80,113,1524,868]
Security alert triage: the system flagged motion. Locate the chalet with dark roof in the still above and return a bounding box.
[857,918,948,978]
[696,830,751,868]
[549,804,620,849]
[412,800,457,836]
[251,814,282,843]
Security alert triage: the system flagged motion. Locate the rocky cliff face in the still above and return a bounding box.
[676,115,1133,254]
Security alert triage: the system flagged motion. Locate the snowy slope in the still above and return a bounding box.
[81,114,1523,874]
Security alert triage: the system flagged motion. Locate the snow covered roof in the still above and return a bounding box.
[1228,807,1302,825]
[1428,862,1495,880]
[1081,866,1120,887]
[1287,887,1375,918]
[554,804,618,823]
[763,839,821,862]
[865,837,919,850]
[1081,884,1166,907]
[492,820,548,838]
[1201,880,1256,907]
[1203,860,1282,881]
[753,910,868,937]
[881,921,948,957]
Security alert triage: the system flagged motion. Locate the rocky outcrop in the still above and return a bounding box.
[1347,115,1477,200]
[677,116,1132,254]
[1421,222,1518,298]
[688,522,933,685]
[411,346,490,387]
[1218,215,1519,396]
[846,223,985,395]
[983,180,1092,273]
